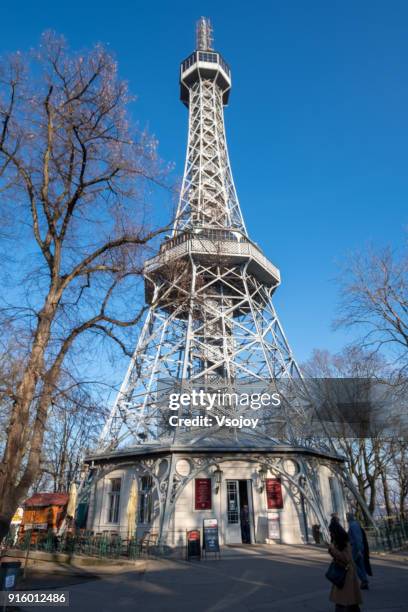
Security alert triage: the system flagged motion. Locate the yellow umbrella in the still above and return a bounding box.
[66,482,77,519]
[127,478,138,540]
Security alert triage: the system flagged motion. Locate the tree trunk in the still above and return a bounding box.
[399,490,407,520]
[367,477,376,515]
[0,353,57,542]
[381,469,392,517]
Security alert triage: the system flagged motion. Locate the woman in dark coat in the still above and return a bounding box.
[328,523,363,612]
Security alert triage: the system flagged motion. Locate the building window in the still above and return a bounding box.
[182,52,196,71]
[198,51,218,63]
[107,478,121,523]
[219,56,230,75]
[329,477,339,513]
[139,475,153,524]
[227,481,239,524]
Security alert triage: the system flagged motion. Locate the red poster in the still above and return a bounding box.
[266,478,283,509]
[195,478,212,510]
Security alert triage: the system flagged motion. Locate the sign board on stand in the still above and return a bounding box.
[186,529,201,560]
[203,518,220,558]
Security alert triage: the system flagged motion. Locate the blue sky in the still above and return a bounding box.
[2,0,408,365]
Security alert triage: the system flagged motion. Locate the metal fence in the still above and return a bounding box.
[365,519,408,553]
[2,519,407,560]
[2,531,148,560]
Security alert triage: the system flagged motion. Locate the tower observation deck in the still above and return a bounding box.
[144,18,280,308]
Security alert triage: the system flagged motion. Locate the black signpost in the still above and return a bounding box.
[202,518,220,559]
[186,529,201,561]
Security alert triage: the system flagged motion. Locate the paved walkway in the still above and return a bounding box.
[20,544,408,611]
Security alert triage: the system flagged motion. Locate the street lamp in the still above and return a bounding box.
[213,465,223,494]
[258,465,268,492]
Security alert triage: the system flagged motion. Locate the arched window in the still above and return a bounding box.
[139,475,153,523]
[107,478,121,523]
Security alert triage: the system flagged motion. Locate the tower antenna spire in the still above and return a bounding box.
[196,16,214,50]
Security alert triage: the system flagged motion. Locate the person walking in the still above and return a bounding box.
[328,522,362,612]
[329,513,340,542]
[240,504,251,544]
[361,522,373,580]
[346,512,370,589]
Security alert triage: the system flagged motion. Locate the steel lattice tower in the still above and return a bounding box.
[91,18,375,542]
[98,19,330,452]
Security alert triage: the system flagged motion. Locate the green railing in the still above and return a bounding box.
[2,531,145,560]
[365,519,408,553]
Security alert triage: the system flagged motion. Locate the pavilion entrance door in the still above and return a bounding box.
[225,480,254,544]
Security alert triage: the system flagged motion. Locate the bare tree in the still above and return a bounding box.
[0,32,171,540]
[387,438,408,519]
[334,243,408,518]
[302,347,393,517]
[38,382,105,493]
[335,244,408,372]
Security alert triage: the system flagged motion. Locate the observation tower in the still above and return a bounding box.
[83,19,365,547]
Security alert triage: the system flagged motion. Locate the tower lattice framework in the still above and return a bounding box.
[98,22,310,451]
[95,19,373,538]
